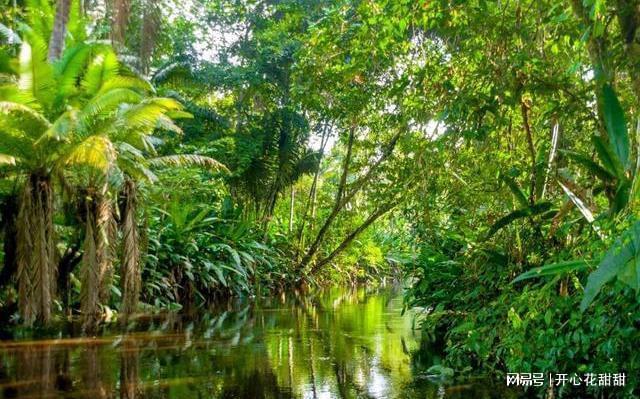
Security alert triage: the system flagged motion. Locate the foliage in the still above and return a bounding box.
[2,0,640,395]
[142,170,282,309]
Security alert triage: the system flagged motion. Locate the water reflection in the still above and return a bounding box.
[0,285,513,398]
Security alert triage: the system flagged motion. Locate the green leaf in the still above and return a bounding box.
[560,149,615,182]
[18,35,54,107]
[611,179,631,215]
[602,84,629,171]
[592,135,623,179]
[209,263,227,287]
[512,260,591,283]
[581,221,640,311]
[149,154,228,172]
[501,174,529,208]
[558,182,597,226]
[486,201,553,238]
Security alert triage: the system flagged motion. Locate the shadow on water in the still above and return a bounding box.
[0,285,518,398]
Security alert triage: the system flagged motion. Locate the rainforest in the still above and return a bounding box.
[0,0,640,398]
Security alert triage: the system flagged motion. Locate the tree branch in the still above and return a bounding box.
[310,201,397,274]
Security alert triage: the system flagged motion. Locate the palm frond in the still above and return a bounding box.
[97,76,153,95]
[55,43,93,98]
[82,49,120,96]
[79,88,143,130]
[39,108,79,142]
[117,101,175,134]
[24,0,54,43]
[149,154,229,173]
[62,134,116,173]
[0,101,51,130]
[156,114,183,134]
[0,23,21,44]
[151,61,193,85]
[113,98,186,141]
[17,36,54,108]
[0,128,35,160]
[117,148,158,183]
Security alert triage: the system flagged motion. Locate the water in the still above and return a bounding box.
[0,285,511,398]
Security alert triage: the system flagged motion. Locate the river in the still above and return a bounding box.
[0,285,512,398]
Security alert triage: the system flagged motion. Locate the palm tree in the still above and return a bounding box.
[115,144,227,320]
[0,21,178,326]
[60,76,225,328]
[2,13,225,327]
[54,61,198,330]
[0,27,94,325]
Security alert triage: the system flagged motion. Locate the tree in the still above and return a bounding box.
[0,28,84,325]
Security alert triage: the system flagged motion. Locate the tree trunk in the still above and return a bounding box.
[48,0,71,61]
[16,174,55,326]
[288,186,295,234]
[310,202,396,274]
[57,242,82,318]
[614,0,640,103]
[80,189,115,333]
[120,337,140,398]
[120,179,140,319]
[111,0,131,49]
[296,127,355,271]
[139,0,160,74]
[0,194,18,289]
[296,122,330,253]
[297,129,401,273]
[521,100,537,205]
